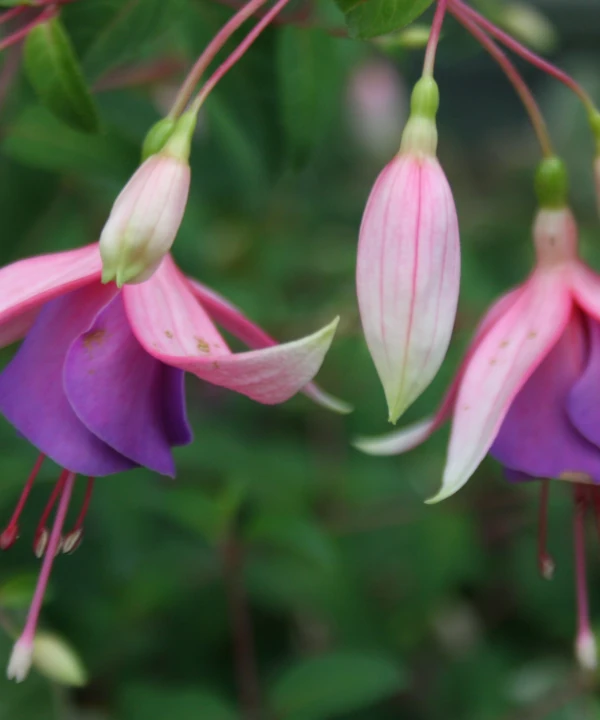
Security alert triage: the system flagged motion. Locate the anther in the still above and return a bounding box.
[0,454,45,551]
[32,470,67,557]
[537,480,555,580]
[62,477,94,554]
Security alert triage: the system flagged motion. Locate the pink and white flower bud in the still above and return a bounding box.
[100,111,196,287]
[356,77,460,423]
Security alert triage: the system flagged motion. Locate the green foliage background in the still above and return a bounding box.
[0,0,600,717]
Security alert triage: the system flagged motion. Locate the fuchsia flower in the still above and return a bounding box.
[356,77,460,423]
[0,243,339,680]
[357,205,600,667]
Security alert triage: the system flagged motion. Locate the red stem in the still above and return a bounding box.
[450,0,595,113]
[0,5,55,52]
[449,3,553,157]
[423,0,449,77]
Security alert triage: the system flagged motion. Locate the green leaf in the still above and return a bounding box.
[246,514,337,570]
[2,106,137,180]
[66,0,185,80]
[24,17,100,133]
[277,28,340,168]
[0,573,53,610]
[269,652,406,720]
[336,0,434,39]
[119,684,239,720]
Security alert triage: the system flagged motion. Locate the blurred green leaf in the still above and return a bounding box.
[0,573,52,610]
[24,17,100,134]
[246,514,337,570]
[69,0,185,79]
[119,684,239,720]
[269,652,406,719]
[336,0,434,38]
[2,106,137,179]
[277,28,340,168]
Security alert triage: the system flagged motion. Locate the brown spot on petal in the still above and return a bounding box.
[212,361,220,370]
[559,472,593,485]
[194,336,210,353]
[499,340,510,349]
[528,331,538,339]
[462,405,471,411]
[165,330,174,339]
[83,329,106,350]
[489,358,497,366]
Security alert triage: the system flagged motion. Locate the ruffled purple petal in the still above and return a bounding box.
[64,295,190,477]
[490,314,600,482]
[567,316,600,452]
[0,284,136,476]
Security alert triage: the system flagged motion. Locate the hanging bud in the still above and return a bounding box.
[356,76,460,423]
[99,110,197,287]
[32,632,87,686]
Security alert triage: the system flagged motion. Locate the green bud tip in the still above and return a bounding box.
[535,156,568,209]
[589,109,600,154]
[141,117,177,162]
[410,76,439,121]
[162,109,198,162]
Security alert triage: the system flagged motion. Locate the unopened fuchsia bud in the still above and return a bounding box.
[356,76,460,423]
[99,109,197,287]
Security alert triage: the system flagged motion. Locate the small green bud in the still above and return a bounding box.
[141,117,177,161]
[400,78,439,156]
[32,632,87,687]
[162,109,198,162]
[589,109,600,154]
[410,76,439,120]
[535,156,568,209]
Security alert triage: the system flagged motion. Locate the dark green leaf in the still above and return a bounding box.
[336,0,434,38]
[270,652,406,719]
[0,573,53,609]
[119,684,239,720]
[277,28,341,167]
[24,17,100,133]
[2,106,137,179]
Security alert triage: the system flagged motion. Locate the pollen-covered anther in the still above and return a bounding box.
[0,524,19,551]
[62,529,83,555]
[33,528,48,559]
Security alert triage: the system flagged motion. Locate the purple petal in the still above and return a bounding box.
[490,315,600,482]
[64,295,190,477]
[161,367,193,447]
[0,284,136,476]
[567,317,600,452]
[503,467,537,483]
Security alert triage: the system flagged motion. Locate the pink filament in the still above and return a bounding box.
[0,5,55,52]
[17,471,76,648]
[193,0,292,109]
[1,454,45,542]
[537,480,554,580]
[573,486,592,646]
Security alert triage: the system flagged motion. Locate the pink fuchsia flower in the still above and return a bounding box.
[99,111,197,287]
[357,204,600,668]
[0,243,340,681]
[356,76,460,423]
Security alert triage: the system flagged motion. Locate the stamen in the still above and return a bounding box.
[573,485,597,672]
[33,470,67,558]
[7,471,76,682]
[0,454,45,551]
[537,480,555,579]
[62,477,94,554]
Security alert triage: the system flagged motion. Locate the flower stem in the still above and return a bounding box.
[191,0,292,113]
[449,3,554,158]
[221,535,261,720]
[168,0,273,119]
[422,0,449,77]
[450,0,596,114]
[0,5,55,51]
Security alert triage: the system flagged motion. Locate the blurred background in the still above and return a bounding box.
[1,0,600,717]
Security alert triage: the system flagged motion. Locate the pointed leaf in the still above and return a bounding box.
[24,17,100,133]
[336,0,434,39]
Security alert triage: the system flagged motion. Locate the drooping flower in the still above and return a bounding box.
[0,243,340,680]
[99,111,196,287]
[356,201,600,668]
[356,76,460,424]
